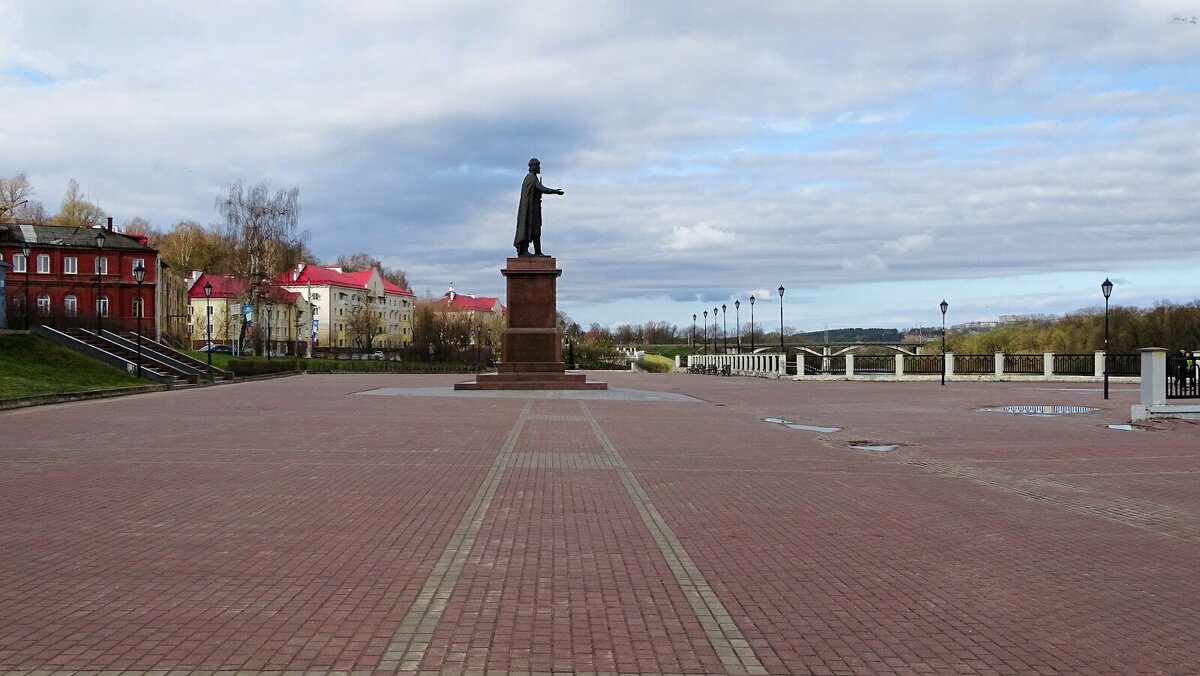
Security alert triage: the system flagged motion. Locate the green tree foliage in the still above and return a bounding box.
[931,302,1200,355]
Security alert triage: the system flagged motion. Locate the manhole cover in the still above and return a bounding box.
[849,444,899,452]
[763,417,842,433]
[978,405,1097,416]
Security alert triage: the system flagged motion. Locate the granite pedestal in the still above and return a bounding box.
[455,257,606,391]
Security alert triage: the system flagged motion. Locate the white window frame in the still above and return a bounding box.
[132,258,145,276]
[64,295,78,316]
[132,297,144,319]
[97,256,108,275]
[12,253,26,273]
[36,293,50,314]
[64,256,78,275]
[36,253,50,274]
[97,296,109,317]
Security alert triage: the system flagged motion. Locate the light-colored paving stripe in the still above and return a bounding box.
[377,401,532,672]
[579,401,768,675]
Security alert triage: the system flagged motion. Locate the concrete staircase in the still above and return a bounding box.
[32,325,230,388]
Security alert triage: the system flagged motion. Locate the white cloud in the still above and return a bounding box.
[666,222,735,252]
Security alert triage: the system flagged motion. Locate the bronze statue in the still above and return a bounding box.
[514,157,563,257]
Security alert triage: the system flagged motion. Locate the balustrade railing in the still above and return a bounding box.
[685,351,1142,381]
[954,354,993,375]
[1003,354,1043,375]
[1053,354,1093,376]
[1109,353,1141,377]
[906,355,942,375]
[854,355,894,374]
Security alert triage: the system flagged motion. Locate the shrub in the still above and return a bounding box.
[228,358,301,377]
[636,354,674,373]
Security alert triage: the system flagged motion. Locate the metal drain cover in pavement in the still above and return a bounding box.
[850,444,899,452]
[764,417,842,433]
[978,405,1097,416]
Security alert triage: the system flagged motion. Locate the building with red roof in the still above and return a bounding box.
[430,282,505,316]
[186,272,303,354]
[276,264,415,350]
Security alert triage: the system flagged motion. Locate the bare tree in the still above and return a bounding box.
[346,290,383,349]
[216,180,304,355]
[335,252,411,291]
[53,179,107,227]
[0,173,46,223]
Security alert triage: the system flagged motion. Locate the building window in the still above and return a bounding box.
[311,292,321,300]
[12,253,26,273]
[36,253,50,274]
[132,298,144,318]
[97,296,109,317]
[97,257,108,275]
[63,256,78,274]
[64,295,78,316]
[132,258,145,276]
[37,293,50,314]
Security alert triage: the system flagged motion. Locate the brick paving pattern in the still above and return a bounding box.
[0,372,1197,674]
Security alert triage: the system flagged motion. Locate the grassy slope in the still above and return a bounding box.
[0,333,144,400]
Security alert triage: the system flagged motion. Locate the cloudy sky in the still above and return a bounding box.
[2,1,1198,333]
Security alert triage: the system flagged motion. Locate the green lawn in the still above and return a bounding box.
[0,333,146,400]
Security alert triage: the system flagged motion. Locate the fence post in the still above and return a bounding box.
[945,352,955,380]
[1140,348,1166,406]
[1094,351,1105,378]
[994,352,1004,379]
[778,353,786,376]
[895,353,904,377]
[845,353,855,377]
[1043,352,1053,377]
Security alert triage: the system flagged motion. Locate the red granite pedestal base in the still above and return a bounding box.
[455,257,606,391]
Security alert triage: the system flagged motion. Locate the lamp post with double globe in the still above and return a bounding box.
[204,281,213,366]
[777,286,785,353]
[20,243,30,330]
[133,263,146,377]
[940,300,949,386]
[1102,278,1113,400]
[721,304,727,353]
[749,295,755,351]
[734,299,741,351]
[95,230,106,335]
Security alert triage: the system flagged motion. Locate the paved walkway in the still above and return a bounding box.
[0,373,1197,675]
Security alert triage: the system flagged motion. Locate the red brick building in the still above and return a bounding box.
[0,221,159,335]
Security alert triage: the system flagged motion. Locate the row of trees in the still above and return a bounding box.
[936,302,1200,355]
[1,174,107,226]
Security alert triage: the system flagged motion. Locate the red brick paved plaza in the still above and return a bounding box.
[1,373,1197,674]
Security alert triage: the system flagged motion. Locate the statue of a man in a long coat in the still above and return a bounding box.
[514,157,563,257]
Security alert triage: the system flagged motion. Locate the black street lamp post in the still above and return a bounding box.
[734,300,740,351]
[20,243,30,330]
[721,304,727,353]
[204,281,213,366]
[703,310,708,354]
[940,300,949,386]
[133,263,146,377]
[749,296,755,351]
[692,313,697,351]
[777,286,785,353]
[1102,278,1113,400]
[476,324,483,365]
[95,230,105,335]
